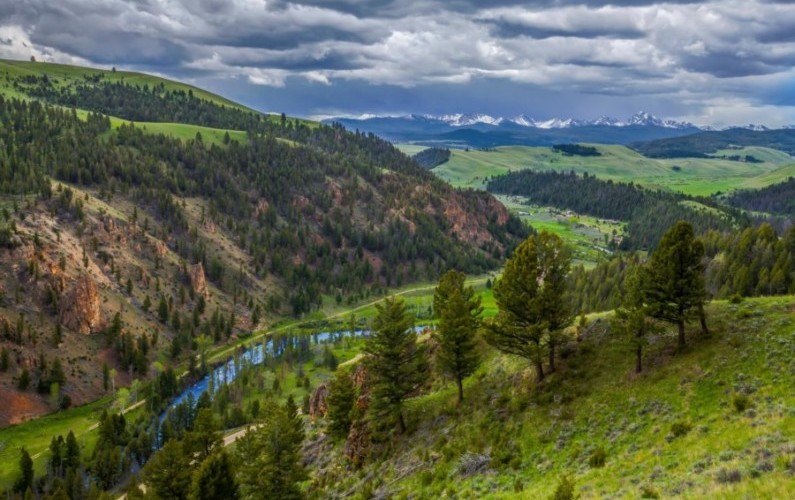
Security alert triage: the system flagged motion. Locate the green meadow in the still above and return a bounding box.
[430,144,795,196]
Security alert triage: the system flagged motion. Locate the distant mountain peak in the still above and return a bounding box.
[328,111,700,130]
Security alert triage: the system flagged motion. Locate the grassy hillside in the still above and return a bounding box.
[0,59,247,110]
[433,144,794,196]
[313,296,795,498]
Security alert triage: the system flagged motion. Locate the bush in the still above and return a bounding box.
[728,293,744,304]
[716,468,742,484]
[732,393,752,413]
[513,477,524,493]
[670,420,692,438]
[588,447,606,468]
[640,485,660,498]
[550,475,577,500]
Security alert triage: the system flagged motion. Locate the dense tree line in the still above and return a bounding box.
[412,147,451,169]
[631,128,795,158]
[569,223,795,313]
[552,144,601,156]
[728,176,795,216]
[487,169,741,249]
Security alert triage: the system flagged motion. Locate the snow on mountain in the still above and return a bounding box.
[332,111,702,130]
[510,114,537,127]
[536,118,584,129]
[433,113,503,126]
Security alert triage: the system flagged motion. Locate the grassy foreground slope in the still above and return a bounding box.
[315,296,795,498]
[433,144,794,196]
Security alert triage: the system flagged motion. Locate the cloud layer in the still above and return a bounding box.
[1,0,794,126]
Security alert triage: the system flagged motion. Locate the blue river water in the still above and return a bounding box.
[163,326,428,416]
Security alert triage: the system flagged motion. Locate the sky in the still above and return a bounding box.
[1,0,794,127]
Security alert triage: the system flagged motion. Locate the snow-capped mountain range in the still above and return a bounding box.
[328,111,785,132]
[338,111,700,129]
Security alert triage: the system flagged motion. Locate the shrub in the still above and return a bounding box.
[513,477,524,493]
[640,485,660,499]
[728,293,744,304]
[588,447,606,468]
[550,475,577,500]
[716,468,742,484]
[670,420,692,438]
[732,393,752,413]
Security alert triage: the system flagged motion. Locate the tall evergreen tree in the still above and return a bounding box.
[143,439,192,500]
[433,270,482,404]
[644,221,708,349]
[536,232,572,373]
[612,268,656,373]
[363,297,427,434]
[486,231,572,380]
[190,450,239,500]
[236,398,306,500]
[15,448,34,494]
[326,369,355,440]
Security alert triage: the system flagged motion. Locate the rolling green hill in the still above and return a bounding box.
[0,59,247,109]
[432,144,795,196]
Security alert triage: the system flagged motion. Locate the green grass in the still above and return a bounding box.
[433,144,795,196]
[0,58,317,129]
[395,144,430,156]
[495,195,619,265]
[0,397,108,487]
[317,295,795,498]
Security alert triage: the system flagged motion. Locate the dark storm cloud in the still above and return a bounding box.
[482,19,645,40]
[0,0,793,126]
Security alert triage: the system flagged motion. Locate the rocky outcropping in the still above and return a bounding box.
[351,364,368,390]
[309,383,329,421]
[344,394,370,467]
[60,274,104,334]
[188,262,207,296]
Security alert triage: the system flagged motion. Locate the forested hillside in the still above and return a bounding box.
[0,63,525,426]
[486,169,742,249]
[632,128,795,158]
[728,176,795,216]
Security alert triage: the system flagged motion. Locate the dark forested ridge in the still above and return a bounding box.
[412,147,451,169]
[551,144,601,156]
[631,128,795,158]
[486,169,741,250]
[728,176,795,216]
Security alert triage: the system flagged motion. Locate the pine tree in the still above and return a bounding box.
[363,297,426,434]
[612,268,656,373]
[644,221,708,349]
[326,369,355,440]
[64,430,81,469]
[484,234,546,381]
[186,408,221,461]
[143,439,192,500]
[536,232,572,373]
[15,448,34,494]
[190,450,239,500]
[236,398,306,500]
[433,270,482,404]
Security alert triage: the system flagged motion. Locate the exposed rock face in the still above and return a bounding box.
[351,364,368,390]
[189,262,207,296]
[344,394,370,467]
[60,274,103,334]
[443,193,510,247]
[309,383,329,421]
[154,240,167,257]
